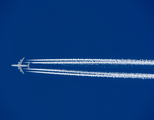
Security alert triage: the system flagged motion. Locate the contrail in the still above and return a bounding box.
[26,68,154,79]
[24,58,154,79]
[27,59,154,65]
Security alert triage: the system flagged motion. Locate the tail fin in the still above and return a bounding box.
[27,62,30,69]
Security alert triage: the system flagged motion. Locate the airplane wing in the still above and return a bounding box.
[19,57,25,64]
[18,67,24,74]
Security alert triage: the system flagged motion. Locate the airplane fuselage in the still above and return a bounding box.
[11,64,28,67]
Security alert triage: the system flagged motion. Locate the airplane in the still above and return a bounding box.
[11,57,30,74]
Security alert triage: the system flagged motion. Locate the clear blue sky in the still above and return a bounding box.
[0,0,154,120]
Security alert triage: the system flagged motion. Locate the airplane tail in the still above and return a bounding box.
[28,62,30,69]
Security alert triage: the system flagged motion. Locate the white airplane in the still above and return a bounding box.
[11,57,30,74]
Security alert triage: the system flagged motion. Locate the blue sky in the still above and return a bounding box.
[0,0,154,120]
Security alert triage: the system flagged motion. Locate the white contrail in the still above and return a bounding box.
[26,68,154,79]
[27,59,154,65]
